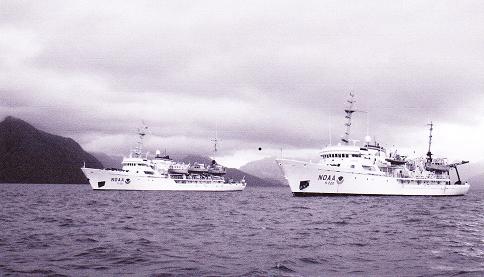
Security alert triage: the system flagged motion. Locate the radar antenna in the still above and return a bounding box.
[341,92,356,144]
[426,121,433,162]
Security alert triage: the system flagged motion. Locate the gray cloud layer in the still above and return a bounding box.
[1,0,483,163]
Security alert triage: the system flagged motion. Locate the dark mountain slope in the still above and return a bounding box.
[0,116,102,184]
[239,157,287,186]
[90,152,123,169]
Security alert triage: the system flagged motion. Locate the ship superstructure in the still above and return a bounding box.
[81,126,245,191]
[277,94,470,196]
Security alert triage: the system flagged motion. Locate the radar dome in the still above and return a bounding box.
[365,135,372,143]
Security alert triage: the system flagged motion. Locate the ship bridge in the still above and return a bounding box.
[319,145,362,159]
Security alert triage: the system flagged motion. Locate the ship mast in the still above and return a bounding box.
[135,123,149,157]
[341,93,356,144]
[211,129,218,154]
[210,127,223,171]
[426,121,433,162]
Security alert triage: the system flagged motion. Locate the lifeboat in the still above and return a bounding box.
[188,162,208,174]
[168,162,189,174]
[385,153,406,165]
[208,160,226,176]
[425,159,451,172]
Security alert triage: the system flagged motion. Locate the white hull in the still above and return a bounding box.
[277,159,470,196]
[82,168,246,191]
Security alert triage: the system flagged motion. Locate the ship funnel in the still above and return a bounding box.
[156,149,161,156]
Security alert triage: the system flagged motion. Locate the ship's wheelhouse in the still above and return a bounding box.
[121,158,155,173]
[319,145,362,160]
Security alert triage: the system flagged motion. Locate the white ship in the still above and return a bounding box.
[277,93,470,196]
[81,126,246,191]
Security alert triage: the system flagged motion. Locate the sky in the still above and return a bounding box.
[1,0,484,168]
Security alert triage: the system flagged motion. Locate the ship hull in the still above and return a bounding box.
[277,159,470,196]
[82,168,245,191]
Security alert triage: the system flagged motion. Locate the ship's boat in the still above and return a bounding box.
[425,158,451,172]
[385,158,407,165]
[385,153,407,165]
[188,162,208,174]
[207,160,226,175]
[169,162,190,174]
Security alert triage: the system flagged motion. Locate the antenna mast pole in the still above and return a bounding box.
[341,93,356,144]
[211,125,219,156]
[427,121,433,162]
[366,112,370,137]
[136,124,148,157]
[328,112,332,146]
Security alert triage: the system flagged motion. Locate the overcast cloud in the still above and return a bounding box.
[1,0,484,167]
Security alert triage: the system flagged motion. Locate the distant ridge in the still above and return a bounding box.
[0,116,102,184]
[470,173,484,190]
[239,157,287,186]
[90,152,123,169]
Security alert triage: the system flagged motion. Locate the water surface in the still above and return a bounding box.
[1,184,483,276]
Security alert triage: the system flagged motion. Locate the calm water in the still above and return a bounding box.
[1,184,483,276]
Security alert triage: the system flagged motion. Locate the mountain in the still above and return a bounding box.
[0,116,102,184]
[469,173,484,190]
[239,157,287,186]
[458,159,484,190]
[90,152,123,168]
[180,154,281,187]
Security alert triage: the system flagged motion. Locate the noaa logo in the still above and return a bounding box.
[336,176,344,184]
[299,180,310,190]
[125,178,131,184]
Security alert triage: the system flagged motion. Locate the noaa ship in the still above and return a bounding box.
[277,94,470,196]
[81,126,246,191]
